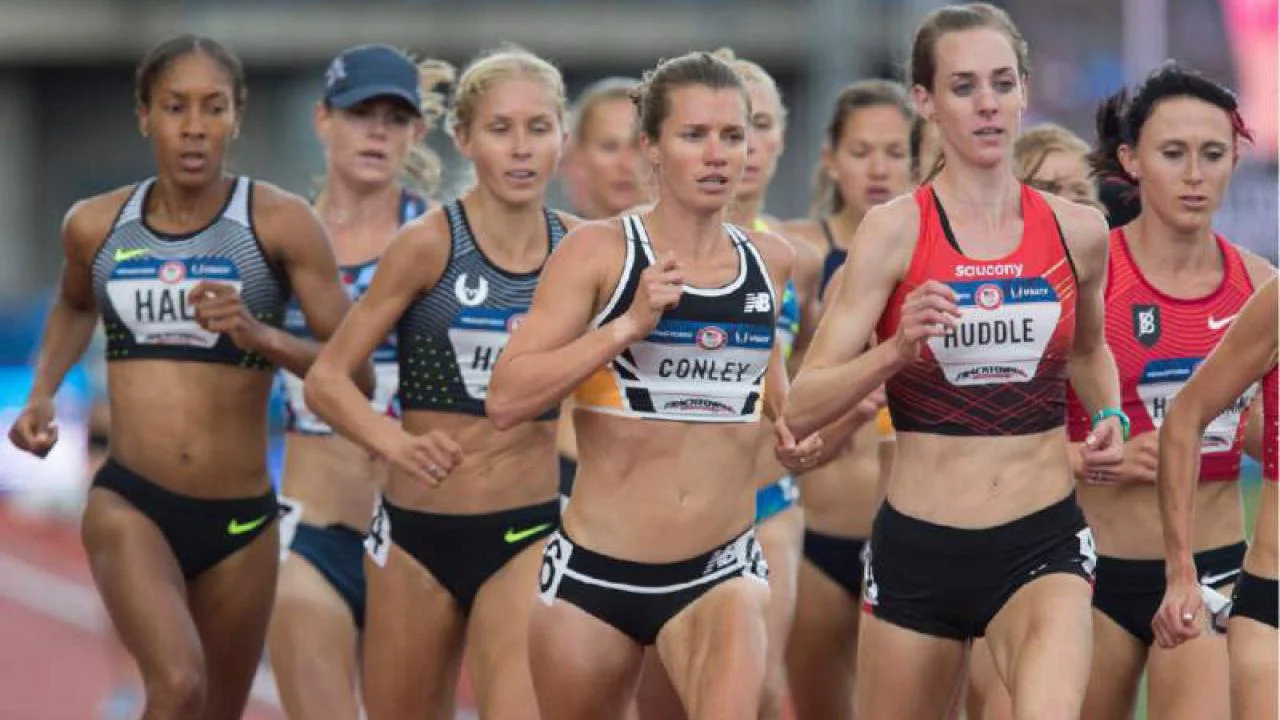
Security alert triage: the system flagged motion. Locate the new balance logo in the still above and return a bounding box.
[744,292,772,313]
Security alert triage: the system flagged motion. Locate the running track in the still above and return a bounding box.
[0,504,487,719]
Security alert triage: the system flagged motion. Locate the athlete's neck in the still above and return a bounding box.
[316,178,403,259]
[464,186,549,271]
[646,198,727,260]
[1127,212,1220,276]
[932,161,1021,244]
[150,173,234,231]
[827,204,868,251]
[726,193,764,228]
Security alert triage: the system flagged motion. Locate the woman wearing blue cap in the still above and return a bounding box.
[7,35,372,720]
[266,43,452,720]
[305,45,576,719]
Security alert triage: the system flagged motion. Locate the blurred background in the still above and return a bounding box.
[0,0,1273,717]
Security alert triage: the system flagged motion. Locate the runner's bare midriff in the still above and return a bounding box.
[385,410,558,514]
[106,360,273,498]
[887,427,1073,528]
[1079,480,1243,559]
[565,410,758,562]
[281,434,384,529]
[799,422,882,537]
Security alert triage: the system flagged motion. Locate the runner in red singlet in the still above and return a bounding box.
[786,5,1126,717]
[1064,64,1274,720]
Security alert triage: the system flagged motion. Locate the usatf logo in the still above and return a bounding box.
[158,261,186,284]
[696,326,727,350]
[974,283,1003,310]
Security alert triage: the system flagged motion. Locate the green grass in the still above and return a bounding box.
[1131,467,1263,719]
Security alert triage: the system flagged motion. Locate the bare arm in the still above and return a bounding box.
[488,222,652,430]
[1056,198,1121,421]
[190,185,373,395]
[1160,277,1278,581]
[304,217,439,454]
[1240,249,1277,463]
[9,194,123,457]
[785,198,936,439]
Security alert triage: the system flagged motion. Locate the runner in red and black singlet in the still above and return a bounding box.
[786,6,1126,717]
[1067,63,1275,720]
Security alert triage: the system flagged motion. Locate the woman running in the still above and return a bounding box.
[302,46,572,720]
[7,34,368,720]
[266,44,450,719]
[631,47,825,720]
[1069,66,1271,720]
[1153,276,1278,720]
[965,118,1105,720]
[777,78,914,720]
[786,5,1127,718]
[487,51,823,719]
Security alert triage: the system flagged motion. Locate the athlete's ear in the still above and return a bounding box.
[1117,143,1139,182]
[821,141,837,180]
[641,133,659,170]
[137,104,151,139]
[453,122,473,160]
[911,84,935,123]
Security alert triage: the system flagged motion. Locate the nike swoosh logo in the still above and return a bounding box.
[113,248,150,262]
[1207,314,1238,331]
[1200,568,1241,586]
[227,514,270,536]
[504,523,552,544]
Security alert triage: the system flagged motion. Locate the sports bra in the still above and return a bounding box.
[396,200,567,418]
[877,185,1077,436]
[93,177,287,371]
[574,215,776,423]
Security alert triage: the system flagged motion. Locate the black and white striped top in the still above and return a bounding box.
[91,177,288,371]
[396,199,567,417]
[573,215,777,423]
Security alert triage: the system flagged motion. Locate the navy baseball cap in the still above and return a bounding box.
[323,44,422,114]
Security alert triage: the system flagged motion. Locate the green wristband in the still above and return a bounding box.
[1092,408,1131,442]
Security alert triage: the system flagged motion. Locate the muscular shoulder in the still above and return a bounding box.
[1041,191,1108,248]
[551,208,586,232]
[553,217,627,266]
[249,181,325,243]
[851,194,919,275]
[390,205,454,265]
[63,185,136,261]
[1235,244,1277,289]
[1040,190,1109,281]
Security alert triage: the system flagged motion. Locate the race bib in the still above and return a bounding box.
[927,278,1061,386]
[106,256,241,348]
[1137,358,1257,452]
[447,306,523,400]
[620,319,772,420]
